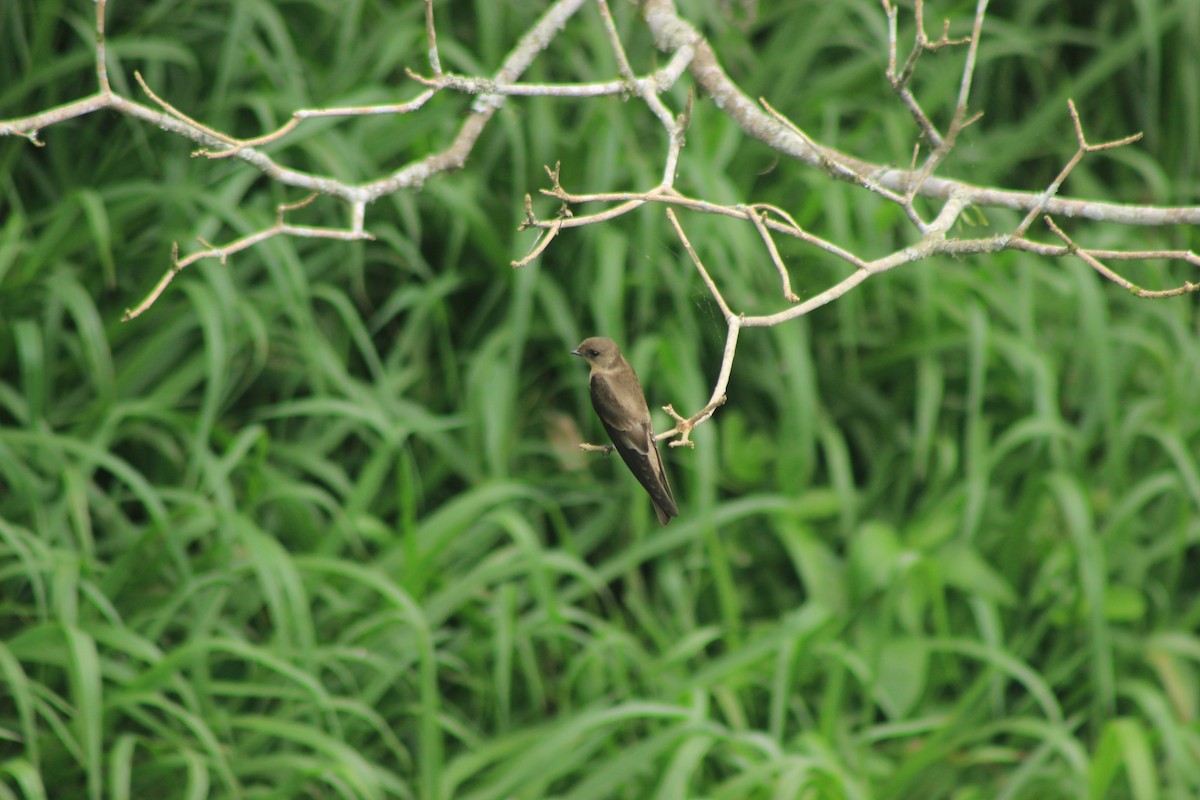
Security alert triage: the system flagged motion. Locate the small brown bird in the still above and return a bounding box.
[572,337,679,525]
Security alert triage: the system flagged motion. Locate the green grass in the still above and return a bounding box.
[2,0,1199,798]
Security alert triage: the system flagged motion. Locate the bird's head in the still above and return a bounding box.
[571,337,622,369]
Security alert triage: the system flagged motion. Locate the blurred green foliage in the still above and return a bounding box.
[1,0,1198,798]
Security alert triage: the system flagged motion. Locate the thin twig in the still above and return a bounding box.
[1043,217,1199,299]
[123,199,374,321]
[743,205,799,302]
[666,209,733,321]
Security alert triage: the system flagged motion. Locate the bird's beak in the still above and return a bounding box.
[570,348,583,357]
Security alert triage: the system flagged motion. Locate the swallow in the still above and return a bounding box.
[572,337,678,525]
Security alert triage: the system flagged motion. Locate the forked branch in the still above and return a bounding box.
[3,0,1198,446]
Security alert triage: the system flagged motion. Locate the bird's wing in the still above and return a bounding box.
[590,372,677,522]
[589,373,653,453]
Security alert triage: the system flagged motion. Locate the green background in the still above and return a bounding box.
[2,0,1198,797]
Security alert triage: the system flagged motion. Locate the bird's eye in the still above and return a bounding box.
[588,349,599,357]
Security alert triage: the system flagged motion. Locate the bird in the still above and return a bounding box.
[572,337,679,525]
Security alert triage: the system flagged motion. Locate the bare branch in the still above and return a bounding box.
[4,0,1198,424]
[666,209,733,321]
[123,198,374,321]
[1013,99,1143,238]
[135,71,238,148]
[640,0,1200,227]
[743,206,800,303]
[1043,217,1199,299]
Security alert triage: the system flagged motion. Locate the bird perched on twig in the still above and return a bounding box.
[572,337,678,525]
